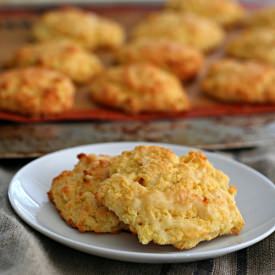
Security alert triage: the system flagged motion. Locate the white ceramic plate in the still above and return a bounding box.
[8,142,275,263]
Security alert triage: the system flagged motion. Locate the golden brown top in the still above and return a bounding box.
[132,11,225,52]
[90,63,190,113]
[97,145,244,249]
[33,7,125,50]
[48,153,125,233]
[246,7,275,29]
[202,59,275,103]
[9,40,103,83]
[166,0,245,26]
[0,67,75,116]
[116,39,204,80]
[226,28,275,66]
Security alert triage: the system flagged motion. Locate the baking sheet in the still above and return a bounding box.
[1,113,275,158]
[1,5,275,122]
[1,3,275,157]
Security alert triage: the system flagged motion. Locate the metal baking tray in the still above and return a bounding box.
[0,2,275,158]
[1,114,275,158]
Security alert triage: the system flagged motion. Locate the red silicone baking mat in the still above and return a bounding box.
[1,3,274,123]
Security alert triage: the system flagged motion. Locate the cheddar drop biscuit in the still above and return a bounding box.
[132,12,225,52]
[90,64,190,113]
[96,146,244,249]
[166,0,245,27]
[48,154,125,233]
[116,39,204,81]
[0,67,75,116]
[8,40,103,83]
[226,28,275,66]
[202,59,275,103]
[246,7,275,29]
[33,8,125,50]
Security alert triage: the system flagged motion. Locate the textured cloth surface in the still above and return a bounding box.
[0,148,274,275]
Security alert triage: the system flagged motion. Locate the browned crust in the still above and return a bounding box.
[0,67,75,116]
[48,153,126,233]
[116,39,204,81]
[202,59,275,103]
[90,63,190,114]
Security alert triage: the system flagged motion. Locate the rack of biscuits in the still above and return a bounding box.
[1,1,275,119]
[48,145,245,250]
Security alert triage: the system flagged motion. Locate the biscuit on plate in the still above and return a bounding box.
[226,28,275,66]
[166,0,245,27]
[33,7,125,50]
[96,146,244,249]
[116,39,204,81]
[131,11,225,52]
[0,67,75,116]
[48,154,126,233]
[202,59,275,103]
[245,7,275,29]
[8,40,103,83]
[90,63,190,114]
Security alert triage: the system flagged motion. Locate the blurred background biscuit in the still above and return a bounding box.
[166,0,245,27]
[90,63,190,114]
[202,59,275,103]
[226,28,275,66]
[116,39,204,81]
[131,11,225,52]
[0,67,75,116]
[32,7,125,50]
[7,40,103,83]
[245,7,275,29]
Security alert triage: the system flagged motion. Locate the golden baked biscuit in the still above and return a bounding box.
[132,11,225,52]
[116,39,204,81]
[33,7,125,50]
[246,7,275,29]
[8,40,103,83]
[0,67,75,116]
[96,146,244,249]
[202,59,275,103]
[166,0,245,27]
[48,153,125,233]
[226,28,275,66]
[90,64,190,113]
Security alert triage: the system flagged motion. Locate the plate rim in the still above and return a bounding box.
[8,141,275,262]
